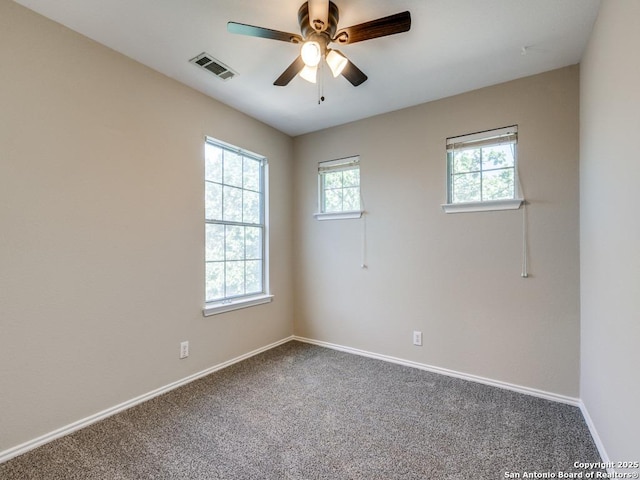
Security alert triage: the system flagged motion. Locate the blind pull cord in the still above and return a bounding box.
[360,191,367,269]
[515,145,529,278]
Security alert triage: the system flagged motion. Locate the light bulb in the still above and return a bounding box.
[301,41,321,67]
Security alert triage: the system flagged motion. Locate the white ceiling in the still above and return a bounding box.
[14,0,601,137]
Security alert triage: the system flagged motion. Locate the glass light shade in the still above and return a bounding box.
[326,50,348,77]
[301,41,322,67]
[299,65,318,83]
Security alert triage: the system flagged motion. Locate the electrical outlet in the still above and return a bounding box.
[180,341,189,359]
[413,331,423,346]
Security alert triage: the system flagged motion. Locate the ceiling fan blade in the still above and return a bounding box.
[341,60,368,86]
[227,22,303,44]
[274,56,306,86]
[308,0,329,32]
[333,11,411,45]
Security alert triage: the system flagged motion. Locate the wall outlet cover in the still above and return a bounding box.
[180,341,189,359]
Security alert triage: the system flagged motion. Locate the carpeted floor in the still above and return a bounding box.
[0,341,602,479]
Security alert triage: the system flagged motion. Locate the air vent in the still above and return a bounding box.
[189,52,237,81]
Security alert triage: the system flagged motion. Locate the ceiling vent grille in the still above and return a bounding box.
[189,53,237,81]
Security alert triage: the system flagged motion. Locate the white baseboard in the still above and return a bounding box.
[578,400,612,470]
[2,335,607,468]
[293,336,619,470]
[293,336,581,407]
[0,335,295,464]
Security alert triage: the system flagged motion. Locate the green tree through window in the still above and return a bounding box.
[205,139,266,304]
[447,127,518,204]
[319,156,361,213]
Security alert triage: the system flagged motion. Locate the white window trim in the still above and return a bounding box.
[203,137,272,316]
[316,155,361,218]
[444,125,522,213]
[203,293,274,316]
[441,198,523,213]
[314,210,363,221]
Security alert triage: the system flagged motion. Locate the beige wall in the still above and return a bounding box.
[580,0,640,463]
[293,66,581,398]
[6,0,628,462]
[0,0,293,453]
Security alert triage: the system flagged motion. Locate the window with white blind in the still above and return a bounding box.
[203,138,272,316]
[315,156,363,220]
[443,126,523,213]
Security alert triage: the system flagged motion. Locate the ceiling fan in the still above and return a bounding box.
[227,0,411,87]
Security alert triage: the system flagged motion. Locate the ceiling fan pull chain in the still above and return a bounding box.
[318,61,326,104]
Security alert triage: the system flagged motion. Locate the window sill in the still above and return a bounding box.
[203,294,274,317]
[441,199,523,214]
[314,211,363,221]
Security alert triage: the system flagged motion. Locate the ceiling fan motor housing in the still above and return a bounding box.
[298,1,339,41]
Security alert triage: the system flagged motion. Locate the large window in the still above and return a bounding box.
[315,156,362,220]
[444,126,522,213]
[204,138,270,314]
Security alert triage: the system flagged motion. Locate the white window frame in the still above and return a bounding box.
[442,126,523,213]
[314,156,363,221]
[203,137,272,316]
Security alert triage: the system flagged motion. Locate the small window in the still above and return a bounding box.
[315,156,362,220]
[204,138,272,315]
[443,126,522,213]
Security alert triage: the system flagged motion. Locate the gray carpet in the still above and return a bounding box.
[0,341,602,479]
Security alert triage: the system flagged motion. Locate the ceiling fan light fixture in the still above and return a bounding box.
[326,49,348,77]
[299,64,318,83]
[301,41,322,67]
[228,2,412,88]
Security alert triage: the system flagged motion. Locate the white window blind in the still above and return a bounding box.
[318,156,360,173]
[446,126,518,152]
[317,156,361,218]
